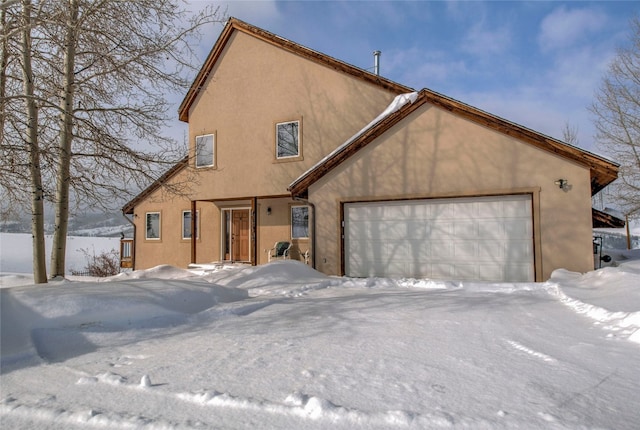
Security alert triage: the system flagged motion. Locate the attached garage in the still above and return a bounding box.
[343,194,535,282]
[289,89,619,281]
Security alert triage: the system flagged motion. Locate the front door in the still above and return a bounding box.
[223,208,250,262]
[232,210,250,261]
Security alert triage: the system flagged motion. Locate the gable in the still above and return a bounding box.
[289,88,619,197]
[182,22,407,200]
[179,17,412,122]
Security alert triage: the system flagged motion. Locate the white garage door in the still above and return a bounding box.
[344,194,534,282]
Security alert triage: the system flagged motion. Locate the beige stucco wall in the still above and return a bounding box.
[308,104,594,280]
[186,31,399,200]
[130,184,311,269]
[130,29,400,270]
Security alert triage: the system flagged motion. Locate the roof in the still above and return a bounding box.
[288,88,619,197]
[178,17,413,122]
[122,157,189,214]
[592,208,626,228]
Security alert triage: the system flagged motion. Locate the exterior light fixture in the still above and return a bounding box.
[555,179,568,190]
[267,206,272,215]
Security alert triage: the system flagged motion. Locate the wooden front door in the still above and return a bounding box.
[231,210,250,262]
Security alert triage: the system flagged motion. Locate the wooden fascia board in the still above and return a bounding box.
[178,18,412,122]
[178,21,236,122]
[418,89,619,196]
[289,94,427,196]
[233,19,413,95]
[291,88,619,197]
[592,208,626,228]
[122,157,189,214]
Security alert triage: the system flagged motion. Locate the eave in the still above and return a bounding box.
[122,157,189,215]
[289,88,619,197]
[592,208,626,228]
[178,17,413,123]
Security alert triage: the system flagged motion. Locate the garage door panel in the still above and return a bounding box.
[454,221,478,239]
[454,241,479,259]
[478,264,504,281]
[507,240,534,260]
[505,264,534,281]
[454,264,480,280]
[344,194,534,282]
[429,222,454,239]
[504,219,532,238]
[453,202,479,219]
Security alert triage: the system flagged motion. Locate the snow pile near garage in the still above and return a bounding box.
[2,260,640,429]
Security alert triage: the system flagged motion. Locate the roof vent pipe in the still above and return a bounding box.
[373,50,381,75]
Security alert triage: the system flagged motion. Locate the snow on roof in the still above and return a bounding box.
[289,92,419,191]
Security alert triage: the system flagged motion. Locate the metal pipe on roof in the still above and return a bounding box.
[373,50,381,75]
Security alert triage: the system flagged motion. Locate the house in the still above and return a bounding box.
[122,17,619,282]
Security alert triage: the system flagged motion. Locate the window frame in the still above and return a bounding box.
[275,119,302,161]
[145,211,161,240]
[195,133,215,168]
[182,210,200,240]
[291,205,309,239]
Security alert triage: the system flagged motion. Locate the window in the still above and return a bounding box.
[182,210,199,240]
[145,212,160,240]
[195,134,215,168]
[291,205,309,239]
[276,120,300,159]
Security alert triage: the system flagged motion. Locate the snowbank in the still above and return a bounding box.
[1,259,639,429]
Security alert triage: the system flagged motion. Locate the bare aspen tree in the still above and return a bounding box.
[20,0,47,283]
[591,17,640,219]
[1,0,224,280]
[49,0,78,278]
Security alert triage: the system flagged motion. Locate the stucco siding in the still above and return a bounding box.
[308,104,594,280]
[186,31,399,200]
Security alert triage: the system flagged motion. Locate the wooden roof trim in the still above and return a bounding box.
[289,94,427,196]
[122,156,189,214]
[592,208,626,228]
[417,88,619,194]
[290,88,619,197]
[178,17,412,122]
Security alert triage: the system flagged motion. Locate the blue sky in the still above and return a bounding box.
[183,1,639,153]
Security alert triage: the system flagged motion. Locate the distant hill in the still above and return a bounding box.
[0,212,133,238]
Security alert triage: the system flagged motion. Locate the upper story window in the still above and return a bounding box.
[146,212,161,240]
[276,120,301,160]
[195,134,215,168]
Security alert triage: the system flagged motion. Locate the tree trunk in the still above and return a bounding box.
[50,0,78,278]
[1,0,8,143]
[21,0,47,283]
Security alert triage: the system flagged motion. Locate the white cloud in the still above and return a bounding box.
[538,6,608,52]
[462,22,513,56]
[382,47,470,89]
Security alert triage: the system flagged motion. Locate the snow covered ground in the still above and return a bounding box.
[2,251,640,429]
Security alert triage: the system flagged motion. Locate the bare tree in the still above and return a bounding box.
[20,0,47,282]
[591,16,640,219]
[1,0,224,281]
[561,122,579,146]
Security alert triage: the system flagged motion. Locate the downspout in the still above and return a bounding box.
[122,211,136,271]
[293,196,316,269]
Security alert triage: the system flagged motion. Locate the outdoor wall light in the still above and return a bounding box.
[555,179,568,190]
[267,206,272,215]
